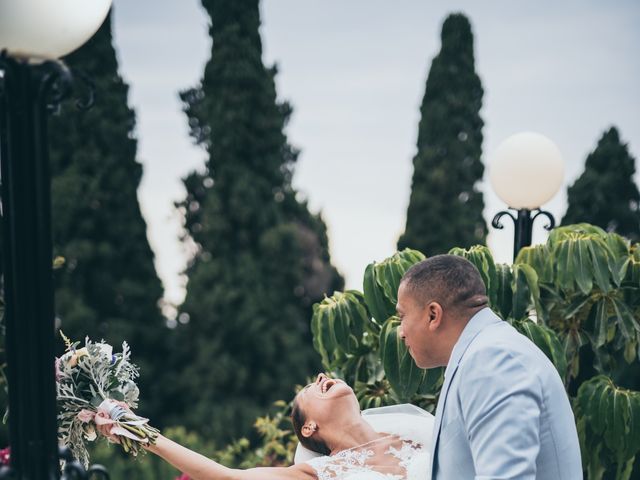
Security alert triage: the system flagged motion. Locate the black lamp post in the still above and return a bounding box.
[0,2,111,478]
[488,132,565,261]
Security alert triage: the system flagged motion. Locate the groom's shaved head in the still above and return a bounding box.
[401,255,488,312]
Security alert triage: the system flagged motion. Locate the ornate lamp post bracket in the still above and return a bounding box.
[492,208,556,260]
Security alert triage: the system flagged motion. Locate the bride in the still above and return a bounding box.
[115,373,433,480]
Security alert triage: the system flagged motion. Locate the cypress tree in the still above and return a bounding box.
[562,127,640,242]
[166,0,343,443]
[398,13,486,255]
[48,12,169,424]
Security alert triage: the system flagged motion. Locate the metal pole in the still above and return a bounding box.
[513,209,533,261]
[0,56,60,479]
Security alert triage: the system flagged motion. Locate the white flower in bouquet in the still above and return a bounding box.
[56,332,159,467]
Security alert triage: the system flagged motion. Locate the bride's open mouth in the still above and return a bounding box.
[319,378,338,395]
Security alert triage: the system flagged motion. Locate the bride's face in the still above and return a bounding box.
[296,373,360,423]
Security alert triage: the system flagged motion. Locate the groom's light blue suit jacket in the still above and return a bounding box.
[430,308,582,479]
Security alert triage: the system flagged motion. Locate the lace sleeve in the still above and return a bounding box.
[305,434,429,480]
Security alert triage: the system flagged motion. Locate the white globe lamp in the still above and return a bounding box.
[489,132,565,259]
[0,0,112,60]
[489,132,564,209]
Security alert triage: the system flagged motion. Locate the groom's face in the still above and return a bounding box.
[397,282,440,369]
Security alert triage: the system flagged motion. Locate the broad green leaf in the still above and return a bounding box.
[624,340,637,364]
[333,297,349,351]
[627,244,640,286]
[591,299,609,348]
[514,319,567,381]
[516,244,553,284]
[555,238,574,293]
[611,297,640,341]
[551,223,607,240]
[373,249,425,309]
[311,291,372,369]
[563,329,589,381]
[577,375,640,472]
[379,317,425,402]
[494,263,513,320]
[380,261,404,305]
[574,238,593,295]
[606,387,625,453]
[511,264,541,320]
[563,296,592,320]
[606,233,631,286]
[311,303,333,368]
[363,263,395,324]
[588,239,613,293]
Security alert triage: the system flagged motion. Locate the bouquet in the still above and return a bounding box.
[56,332,159,467]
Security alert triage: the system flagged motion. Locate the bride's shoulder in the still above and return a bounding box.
[363,405,434,449]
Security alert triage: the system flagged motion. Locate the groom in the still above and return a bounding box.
[397,254,582,479]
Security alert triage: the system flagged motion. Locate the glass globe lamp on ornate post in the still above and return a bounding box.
[0,1,112,478]
[489,132,565,261]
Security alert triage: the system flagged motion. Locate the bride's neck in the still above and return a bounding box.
[325,417,382,454]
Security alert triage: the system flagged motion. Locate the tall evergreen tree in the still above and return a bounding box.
[48,12,169,424]
[398,13,486,255]
[562,127,640,242]
[166,0,343,443]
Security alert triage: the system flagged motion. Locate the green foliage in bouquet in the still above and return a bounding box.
[311,224,640,479]
[57,334,159,467]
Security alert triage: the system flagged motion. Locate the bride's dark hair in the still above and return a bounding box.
[291,397,331,456]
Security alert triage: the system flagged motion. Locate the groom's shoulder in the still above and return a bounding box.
[464,316,549,368]
[457,332,544,396]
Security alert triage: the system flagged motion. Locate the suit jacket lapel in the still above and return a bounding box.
[430,358,460,476]
[429,308,502,477]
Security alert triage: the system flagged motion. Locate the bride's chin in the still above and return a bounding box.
[326,384,353,398]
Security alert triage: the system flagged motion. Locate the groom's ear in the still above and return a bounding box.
[301,421,317,438]
[425,301,443,330]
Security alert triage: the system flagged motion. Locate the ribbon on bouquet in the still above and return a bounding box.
[77,399,151,443]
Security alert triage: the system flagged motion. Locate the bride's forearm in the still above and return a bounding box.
[147,434,236,480]
[146,434,310,480]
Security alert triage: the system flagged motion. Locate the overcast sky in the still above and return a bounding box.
[111,0,640,311]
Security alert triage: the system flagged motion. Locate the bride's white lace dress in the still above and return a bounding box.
[296,405,433,480]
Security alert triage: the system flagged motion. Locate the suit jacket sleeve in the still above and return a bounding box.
[458,346,542,480]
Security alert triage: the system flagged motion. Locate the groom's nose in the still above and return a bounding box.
[398,326,405,339]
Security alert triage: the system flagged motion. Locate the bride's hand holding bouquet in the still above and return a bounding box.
[56,332,159,467]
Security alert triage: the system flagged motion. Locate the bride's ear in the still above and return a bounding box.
[301,421,317,438]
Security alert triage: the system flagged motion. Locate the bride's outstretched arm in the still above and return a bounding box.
[147,434,315,480]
